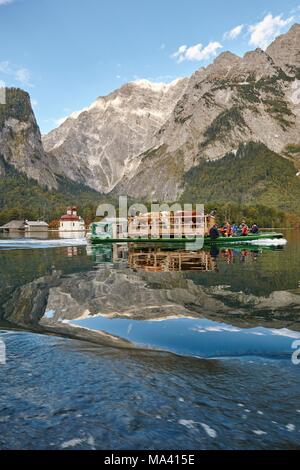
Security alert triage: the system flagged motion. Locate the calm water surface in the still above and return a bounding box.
[0,230,299,449]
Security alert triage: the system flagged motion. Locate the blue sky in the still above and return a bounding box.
[0,0,300,133]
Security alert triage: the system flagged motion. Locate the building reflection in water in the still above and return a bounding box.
[66,246,79,257]
[88,243,267,273]
[128,246,217,272]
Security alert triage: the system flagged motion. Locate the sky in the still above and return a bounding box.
[0,0,300,133]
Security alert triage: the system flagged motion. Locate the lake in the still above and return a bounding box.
[0,230,299,449]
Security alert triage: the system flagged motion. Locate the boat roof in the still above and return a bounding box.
[0,220,25,229]
[96,218,128,224]
[25,221,49,226]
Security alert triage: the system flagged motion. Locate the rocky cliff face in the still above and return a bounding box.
[114,24,300,200]
[43,78,187,193]
[3,24,300,202]
[0,88,57,189]
[266,23,300,73]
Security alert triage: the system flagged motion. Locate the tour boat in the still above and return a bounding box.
[90,215,284,245]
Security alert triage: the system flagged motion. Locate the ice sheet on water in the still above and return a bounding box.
[0,238,87,250]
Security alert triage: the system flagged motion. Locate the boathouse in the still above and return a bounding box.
[0,220,49,233]
[24,221,49,233]
[0,220,25,232]
[0,220,48,233]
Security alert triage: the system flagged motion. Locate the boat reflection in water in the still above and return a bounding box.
[33,240,297,360]
[87,242,282,273]
[1,238,299,360]
[128,245,217,272]
[0,233,299,450]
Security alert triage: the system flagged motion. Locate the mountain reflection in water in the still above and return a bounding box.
[0,237,299,356]
[0,231,300,449]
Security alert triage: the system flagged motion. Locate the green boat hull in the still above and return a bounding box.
[204,232,284,244]
[90,232,284,245]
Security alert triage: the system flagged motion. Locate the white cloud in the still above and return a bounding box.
[43,116,69,128]
[134,74,180,84]
[15,67,32,86]
[249,13,294,49]
[0,0,14,5]
[0,61,10,73]
[31,98,38,108]
[171,45,188,62]
[55,116,68,126]
[53,108,84,127]
[0,61,33,88]
[224,24,244,40]
[171,41,222,63]
[290,5,300,14]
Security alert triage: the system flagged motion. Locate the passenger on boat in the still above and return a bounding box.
[232,223,239,235]
[219,225,227,236]
[241,223,249,236]
[225,221,233,237]
[250,224,259,234]
[209,224,220,239]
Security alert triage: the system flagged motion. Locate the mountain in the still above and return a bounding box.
[0,88,58,189]
[0,155,103,226]
[1,24,300,225]
[266,23,300,73]
[182,141,300,214]
[115,24,300,200]
[0,88,61,188]
[0,88,104,225]
[43,78,187,193]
